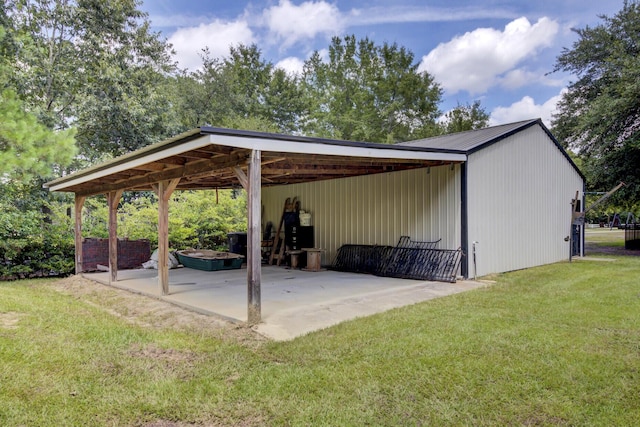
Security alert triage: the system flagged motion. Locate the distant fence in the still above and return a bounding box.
[625,224,640,250]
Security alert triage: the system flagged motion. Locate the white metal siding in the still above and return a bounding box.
[466,126,584,277]
[262,165,461,266]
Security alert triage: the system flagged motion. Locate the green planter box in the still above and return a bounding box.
[176,250,244,271]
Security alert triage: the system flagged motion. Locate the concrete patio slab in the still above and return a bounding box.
[84,266,486,340]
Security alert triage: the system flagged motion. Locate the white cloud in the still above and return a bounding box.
[168,20,255,70]
[418,17,559,95]
[490,89,567,127]
[275,57,305,75]
[348,5,517,26]
[499,69,540,90]
[499,68,566,90]
[262,0,344,48]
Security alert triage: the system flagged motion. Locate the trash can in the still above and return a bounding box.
[227,232,247,257]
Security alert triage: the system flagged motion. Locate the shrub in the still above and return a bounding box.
[0,188,248,280]
[0,202,75,280]
[83,190,247,250]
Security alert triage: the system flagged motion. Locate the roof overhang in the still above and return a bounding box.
[45,127,466,196]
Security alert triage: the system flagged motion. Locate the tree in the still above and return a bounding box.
[0,33,76,275]
[171,51,230,130]
[552,0,640,206]
[262,67,305,134]
[8,0,180,160]
[439,101,490,134]
[301,35,442,143]
[0,88,76,180]
[1,1,180,276]
[174,44,303,134]
[0,26,76,181]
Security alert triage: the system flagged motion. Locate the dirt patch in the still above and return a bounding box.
[48,275,267,348]
[0,311,24,329]
[128,343,200,363]
[521,414,568,426]
[140,416,265,427]
[141,422,198,427]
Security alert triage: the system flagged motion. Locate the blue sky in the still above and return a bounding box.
[141,0,625,127]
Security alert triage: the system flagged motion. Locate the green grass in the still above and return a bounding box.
[2,256,640,426]
[585,228,625,247]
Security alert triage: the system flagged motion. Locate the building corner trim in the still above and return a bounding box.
[460,163,469,278]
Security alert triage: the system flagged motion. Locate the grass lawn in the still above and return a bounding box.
[585,228,626,247]
[1,255,639,426]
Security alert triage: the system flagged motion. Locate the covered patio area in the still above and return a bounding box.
[45,126,467,326]
[84,266,485,340]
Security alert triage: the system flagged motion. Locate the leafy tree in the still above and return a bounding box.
[0,26,76,181]
[8,0,180,160]
[0,83,76,180]
[301,35,442,143]
[552,0,640,206]
[2,0,179,277]
[439,101,490,134]
[262,67,305,134]
[222,44,273,122]
[175,44,303,133]
[172,52,230,130]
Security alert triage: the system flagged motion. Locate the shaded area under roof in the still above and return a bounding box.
[44,126,466,196]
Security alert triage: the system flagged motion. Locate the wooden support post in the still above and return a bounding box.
[74,195,86,275]
[247,150,262,324]
[107,190,123,284]
[154,179,180,296]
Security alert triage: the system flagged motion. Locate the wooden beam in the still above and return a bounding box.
[260,157,286,166]
[130,163,167,172]
[107,190,123,284]
[165,178,181,195]
[74,195,86,275]
[77,154,250,197]
[178,150,220,159]
[247,150,261,325]
[262,167,385,175]
[153,157,188,166]
[157,178,180,295]
[232,166,248,190]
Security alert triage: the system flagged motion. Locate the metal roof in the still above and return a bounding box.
[398,119,539,153]
[399,118,584,179]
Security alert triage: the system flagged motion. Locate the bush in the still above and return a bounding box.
[0,188,248,280]
[0,202,75,280]
[83,189,247,250]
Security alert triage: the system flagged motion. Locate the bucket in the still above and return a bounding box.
[299,213,312,226]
